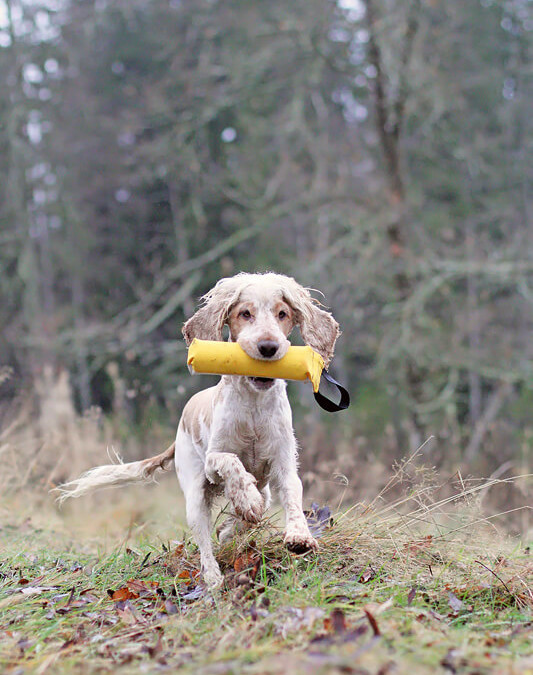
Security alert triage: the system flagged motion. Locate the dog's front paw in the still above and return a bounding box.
[284,527,318,554]
[230,479,264,524]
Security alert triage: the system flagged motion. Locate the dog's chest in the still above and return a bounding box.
[212,384,292,485]
[226,412,278,483]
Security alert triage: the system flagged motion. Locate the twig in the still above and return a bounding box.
[474,560,515,600]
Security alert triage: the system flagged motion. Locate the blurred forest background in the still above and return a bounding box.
[0,0,531,524]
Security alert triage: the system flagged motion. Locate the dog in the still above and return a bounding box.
[58,272,340,587]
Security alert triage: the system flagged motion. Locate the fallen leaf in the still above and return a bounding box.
[108,587,139,602]
[180,586,205,601]
[448,592,463,613]
[127,579,159,596]
[17,637,33,652]
[233,550,258,573]
[20,587,51,596]
[441,648,462,673]
[324,608,346,634]
[141,633,163,658]
[376,661,397,675]
[304,503,333,538]
[115,600,142,625]
[276,606,325,639]
[404,535,433,555]
[363,607,381,636]
[358,567,377,584]
[164,598,179,615]
[161,543,187,576]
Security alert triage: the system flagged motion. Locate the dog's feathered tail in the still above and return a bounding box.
[54,442,176,504]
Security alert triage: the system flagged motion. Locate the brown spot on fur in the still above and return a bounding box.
[296,304,339,367]
[180,385,222,444]
[140,442,176,478]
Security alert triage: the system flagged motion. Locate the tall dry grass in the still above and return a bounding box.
[0,366,147,498]
[0,367,530,543]
[298,419,533,540]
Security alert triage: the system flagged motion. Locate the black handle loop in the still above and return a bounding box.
[313,371,350,412]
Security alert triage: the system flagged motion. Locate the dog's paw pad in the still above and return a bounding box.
[284,532,318,554]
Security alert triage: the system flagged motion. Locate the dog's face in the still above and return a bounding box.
[227,286,295,391]
[183,273,340,391]
[228,287,294,360]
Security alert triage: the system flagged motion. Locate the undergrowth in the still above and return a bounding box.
[1,457,531,675]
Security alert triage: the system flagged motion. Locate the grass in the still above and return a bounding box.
[1,465,532,675]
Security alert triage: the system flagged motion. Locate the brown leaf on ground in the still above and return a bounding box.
[160,542,187,576]
[376,661,397,675]
[141,632,164,658]
[127,579,159,596]
[324,608,346,634]
[115,599,143,624]
[233,549,258,573]
[313,609,368,646]
[363,607,381,636]
[357,567,377,584]
[108,587,139,602]
[404,535,433,555]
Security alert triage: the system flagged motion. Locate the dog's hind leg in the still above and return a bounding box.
[183,478,223,587]
[175,433,223,588]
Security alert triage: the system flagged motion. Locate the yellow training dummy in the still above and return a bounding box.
[187,339,324,393]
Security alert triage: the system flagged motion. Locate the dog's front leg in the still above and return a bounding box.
[274,439,318,554]
[205,451,264,524]
[279,471,318,553]
[217,485,271,544]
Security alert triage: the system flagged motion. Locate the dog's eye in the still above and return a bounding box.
[278,310,287,320]
[239,309,252,320]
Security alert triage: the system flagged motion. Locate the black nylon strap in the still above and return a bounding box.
[313,371,350,412]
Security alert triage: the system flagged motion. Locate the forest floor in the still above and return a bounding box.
[1,471,532,675]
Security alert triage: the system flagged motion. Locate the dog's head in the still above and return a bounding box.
[183,272,339,389]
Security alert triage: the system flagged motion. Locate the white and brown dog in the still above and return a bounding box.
[59,272,340,587]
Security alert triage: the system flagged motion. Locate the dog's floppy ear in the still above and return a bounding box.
[284,283,340,368]
[182,278,240,345]
[182,306,226,344]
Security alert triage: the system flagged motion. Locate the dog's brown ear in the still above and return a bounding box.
[182,277,241,345]
[284,283,340,368]
[297,304,340,368]
[182,306,226,345]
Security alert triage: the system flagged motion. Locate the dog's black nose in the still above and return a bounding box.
[258,340,279,358]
